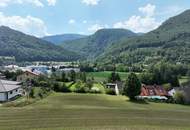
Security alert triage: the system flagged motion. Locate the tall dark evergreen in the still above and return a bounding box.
[108,72,121,83]
[70,70,76,82]
[124,73,141,100]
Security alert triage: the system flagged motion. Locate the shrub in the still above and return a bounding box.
[72,81,88,93]
[52,82,71,93]
[174,91,185,104]
[90,87,101,94]
[29,88,35,98]
[39,81,49,88]
[75,86,87,93]
[61,83,71,93]
[52,82,61,92]
[85,79,93,89]
[106,88,116,95]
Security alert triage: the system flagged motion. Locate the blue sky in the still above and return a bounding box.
[0,0,190,37]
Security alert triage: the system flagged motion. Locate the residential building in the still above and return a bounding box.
[138,85,168,100]
[106,82,123,95]
[17,70,40,82]
[169,86,190,104]
[0,80,22,102]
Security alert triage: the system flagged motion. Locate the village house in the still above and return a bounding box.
[138,85,168,100]
[0,79,22,102]
[17,70,40,82]
[106,82,123,95]
[169,86,190,104]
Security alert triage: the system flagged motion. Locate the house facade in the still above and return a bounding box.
[106,82,123,95]
[0,80,22,102]
[169,86,190,104]
[17,70,39,82]
[106,83,120,95]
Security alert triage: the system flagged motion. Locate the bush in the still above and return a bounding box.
[52,82,61,92]
[72,81,88,93]
[174,91,185,104]
[61,83,71,93]
[90,87,101,94]
[29,88,35,98]
[106,88,116,95]
[75,86,87,93]
[35,87,51,99]
[52,82,71,93]
[39,81,49,88]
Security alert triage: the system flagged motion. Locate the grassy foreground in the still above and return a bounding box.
[0,93,190,130]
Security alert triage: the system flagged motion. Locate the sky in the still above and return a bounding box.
[0,0,190,37]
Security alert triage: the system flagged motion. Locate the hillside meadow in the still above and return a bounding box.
[0,93,190,130]
[86,71,129,82]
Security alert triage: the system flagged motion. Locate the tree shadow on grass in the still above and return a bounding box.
[128,99,149,105]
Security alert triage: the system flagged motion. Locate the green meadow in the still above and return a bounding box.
[0,93,190,130]
[87,71,129,82]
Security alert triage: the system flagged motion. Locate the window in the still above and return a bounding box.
[10,91,13,94]
[15,89,18,92]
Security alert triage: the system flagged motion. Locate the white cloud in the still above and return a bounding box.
[81,0,100,6]
[0,12,48,37]
[88,24,108,33]
[47,0,56,6]
[68,19,76,24]
[113,4,161,33]
[0,0,57,7]
[0,0,44,7]
[0,0,10,7]
[139,3,155,17]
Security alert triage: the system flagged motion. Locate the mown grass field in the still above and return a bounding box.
[87,71,129,82]
[0,93,190,130]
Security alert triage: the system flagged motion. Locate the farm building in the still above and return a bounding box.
[138,85,168,100]
[0,80,22,102]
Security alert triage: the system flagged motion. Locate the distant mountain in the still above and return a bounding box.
[0,26,80,62]
[42,34,86,45]
[61,29,137,59]
[97,10,190,65]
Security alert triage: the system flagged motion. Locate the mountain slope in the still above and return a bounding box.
[42,34,86,45]
[61,29,137,58]
[0,26,80,62]
[98,10,190,65]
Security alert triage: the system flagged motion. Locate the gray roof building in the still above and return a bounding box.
[0,80,21,92]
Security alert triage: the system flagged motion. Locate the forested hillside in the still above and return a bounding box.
[61,29,137,58]
[97,10,190,65]
[42,34,86,45]
[0,26,80,62]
